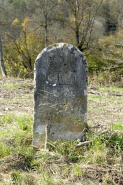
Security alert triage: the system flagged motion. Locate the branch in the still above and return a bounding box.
[7,34,28,69]
[87,0,103,47]
[75,140,93,148]
[22,30,32,69]
[79,0,103,50]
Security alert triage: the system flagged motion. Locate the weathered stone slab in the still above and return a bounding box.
[33,43,88,148]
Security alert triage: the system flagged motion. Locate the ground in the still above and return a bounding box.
[0,77,33,116]
[0,76,123,185]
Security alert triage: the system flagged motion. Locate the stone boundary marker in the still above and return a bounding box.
[33,43,88,148]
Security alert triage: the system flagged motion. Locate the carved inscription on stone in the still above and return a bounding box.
[46,71,76,86]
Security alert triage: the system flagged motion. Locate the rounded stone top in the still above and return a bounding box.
[36,43,84,61]
[34,43,88,85]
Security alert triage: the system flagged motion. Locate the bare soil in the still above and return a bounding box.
[0,77,34,116]
[0,76,123,185]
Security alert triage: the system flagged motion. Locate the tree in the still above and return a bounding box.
[86,29,123,75]
[26,0,58,47]
[0,1,9,76]
[99,0,117,34]
[6,17,39,75]
[6,0,27,21]
[0,0,122,77]
[0,31,7,76]
[113,0,123,30]
[99,30,123,73]
[59,0,103,51]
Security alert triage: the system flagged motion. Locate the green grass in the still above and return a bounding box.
[0,113,33,130]
[0,114,33,158]
[99,86,123,94]
[48,140,86,163]
[1,82,28,89]
[0,113,123,184]
[88,94,123,103]
[1,113,122,162]
[1,75,123,184]
[0,81,123,184]
[113,123,123,130]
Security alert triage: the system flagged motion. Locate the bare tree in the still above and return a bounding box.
[0,32,7,77]
[26,0,58,47]
[0,2,8,77]
[60,0,103,51]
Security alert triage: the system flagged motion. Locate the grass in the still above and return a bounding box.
[0,77,123,184]
[88,94,123,103]
[1,82,28,89]
[113,123,123,130]
[99,86,123,94]
[0,115,123,184]
[0,113,122,160]
[0,114,33,158]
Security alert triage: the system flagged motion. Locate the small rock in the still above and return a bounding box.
[0,112,3,116]
[4,107,11,111]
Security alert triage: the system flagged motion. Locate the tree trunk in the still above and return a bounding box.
[75,22,79,46]
[45,23,48,47]
[74,0,80,47]
[0,32,7,77]
[44,0,48,47]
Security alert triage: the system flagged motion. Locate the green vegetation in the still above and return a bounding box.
[2,82,28,89]
[88,94,123,103]
[0,110,123,184]
[0,114,33,158]
[0,75,123,184]
[99,86,123,94]
[88,70,123,87]
[113,123,123,130]
[0,0,123,78]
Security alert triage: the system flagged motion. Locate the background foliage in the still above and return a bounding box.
[0,0,123,78]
